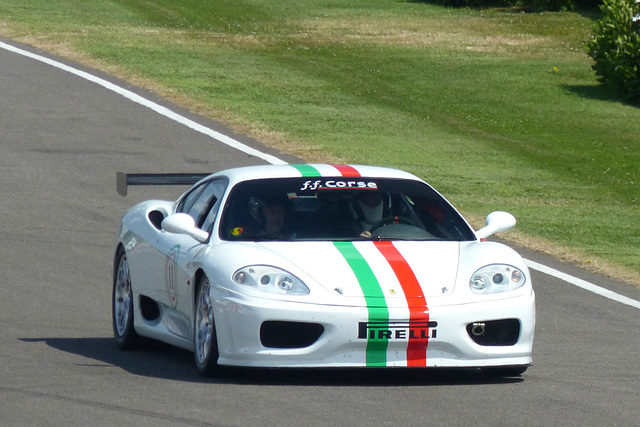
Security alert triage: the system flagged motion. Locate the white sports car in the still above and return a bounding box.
[113,164,535,376]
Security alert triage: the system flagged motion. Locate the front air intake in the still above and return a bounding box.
[466,319,520,346]
[260,321,324,349]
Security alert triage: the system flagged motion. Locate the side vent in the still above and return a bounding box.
[148,210,165,230]
[139,295,160,321]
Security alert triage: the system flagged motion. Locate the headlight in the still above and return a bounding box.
[232,266,310,295]
[470,264,526,294]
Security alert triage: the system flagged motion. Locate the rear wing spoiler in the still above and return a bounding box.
[116,172,211,196]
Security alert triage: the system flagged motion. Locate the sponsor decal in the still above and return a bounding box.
[299,179,378,191]
[358,321,438,340]
[165,244,180,307]
[230,227,244,236]
[291,164,375,191]
[125,237,137,251]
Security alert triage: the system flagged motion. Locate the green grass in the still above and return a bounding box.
[1,0,638,282]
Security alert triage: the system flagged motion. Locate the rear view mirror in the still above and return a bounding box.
[162,213,209,243]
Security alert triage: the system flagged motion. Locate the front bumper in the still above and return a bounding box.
[213,289,535,368]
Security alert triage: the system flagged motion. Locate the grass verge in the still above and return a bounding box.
[0,0,638,285]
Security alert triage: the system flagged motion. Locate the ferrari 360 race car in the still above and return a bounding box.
[113,164,535,376]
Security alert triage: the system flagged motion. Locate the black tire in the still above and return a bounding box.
[194,276,221,376]
[481,365,529,377]
[112,247,141,349]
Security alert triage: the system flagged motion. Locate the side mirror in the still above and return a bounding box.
[475,211,516,240]
[162,213,209,243]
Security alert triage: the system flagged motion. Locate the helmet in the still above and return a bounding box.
[248,194,290,223]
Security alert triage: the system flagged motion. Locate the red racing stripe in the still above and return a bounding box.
[331,164,361,177]
[332,164,429,366]
[373,241,429,367]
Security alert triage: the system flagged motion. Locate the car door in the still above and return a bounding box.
[161,178,227,340]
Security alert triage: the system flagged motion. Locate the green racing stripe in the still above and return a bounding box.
[333,241,389,367]
[289,164,321,177]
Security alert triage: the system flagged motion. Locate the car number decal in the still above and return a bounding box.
[165,244,180,307]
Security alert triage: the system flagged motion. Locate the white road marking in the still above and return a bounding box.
[3,40,639,310]
[525,259,640,309]
[0,41,287,166]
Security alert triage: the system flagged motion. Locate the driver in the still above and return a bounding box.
[248,194,291,239]
[351,193,385,233]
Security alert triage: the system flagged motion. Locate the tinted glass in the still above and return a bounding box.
[200,180,227,232]
[176,183,207,215]
[219,177,475,242]
[177,179,227,229]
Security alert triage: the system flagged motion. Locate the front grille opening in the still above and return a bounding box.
[260,321,324,349]
[467,319,520,346]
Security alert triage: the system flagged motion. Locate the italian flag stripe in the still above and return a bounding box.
[373,241,429,366]
[331,164,361,177]
[291,164,362,178]
[333,241,389,367]
[290,164,321,177]
[299,163,430,366]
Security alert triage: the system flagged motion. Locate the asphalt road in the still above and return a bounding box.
[2,39,639,427]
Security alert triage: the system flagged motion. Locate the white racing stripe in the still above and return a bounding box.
[2,40,639,310]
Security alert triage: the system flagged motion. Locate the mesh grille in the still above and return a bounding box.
[467,319,520,346]
[148,210,165,230]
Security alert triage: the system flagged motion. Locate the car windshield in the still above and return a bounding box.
[219,177,476,242]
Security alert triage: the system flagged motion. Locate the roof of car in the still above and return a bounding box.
[209,164,424,186]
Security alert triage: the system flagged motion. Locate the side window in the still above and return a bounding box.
[179,179,227,230]
[200,180,227,232]
[176,183,207,215]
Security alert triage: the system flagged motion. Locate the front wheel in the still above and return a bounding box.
[112,248,141,349]
[194,276,220,376]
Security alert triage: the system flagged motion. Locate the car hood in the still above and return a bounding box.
[255,241,460,304]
